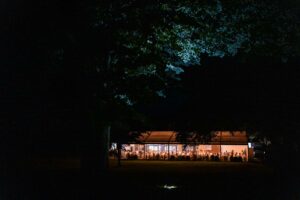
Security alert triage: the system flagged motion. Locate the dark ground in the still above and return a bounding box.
[1,160,299,200]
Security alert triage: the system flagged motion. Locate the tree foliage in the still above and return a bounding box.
[9,0,297,136]
[83,0,300,113]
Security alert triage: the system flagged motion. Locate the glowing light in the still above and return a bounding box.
[162,185,178,190]
[248,143,252,148]
[111,143,117,150]
[157,184,179,190]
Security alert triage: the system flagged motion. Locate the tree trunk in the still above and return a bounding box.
[81,124,111,176]
[117,142,122,167]
[99,125,111,170]
[80,49,113,175]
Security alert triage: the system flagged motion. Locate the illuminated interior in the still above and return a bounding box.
[115,131,249,162]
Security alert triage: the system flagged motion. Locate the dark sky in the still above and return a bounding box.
[139,56,300,132]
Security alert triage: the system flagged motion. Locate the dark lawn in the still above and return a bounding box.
[2,160,299,200]
[108,160,277,200]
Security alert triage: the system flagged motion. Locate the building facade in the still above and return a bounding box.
[116,131,251,162]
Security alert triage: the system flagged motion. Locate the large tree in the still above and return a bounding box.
[85,0,299,170]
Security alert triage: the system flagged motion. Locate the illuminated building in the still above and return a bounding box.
[115,131,252,162]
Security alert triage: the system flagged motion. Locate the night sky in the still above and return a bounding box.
[139,56,300,133]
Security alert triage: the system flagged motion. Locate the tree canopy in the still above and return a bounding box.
[11,0,296,136]
[86,0,300,111]
[3,0,300,145]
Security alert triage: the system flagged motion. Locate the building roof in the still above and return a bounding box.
[136,131,177,143]
[211,131,248,144]
[134,131,248,145]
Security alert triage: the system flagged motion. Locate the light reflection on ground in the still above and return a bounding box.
[157,184,179,190]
